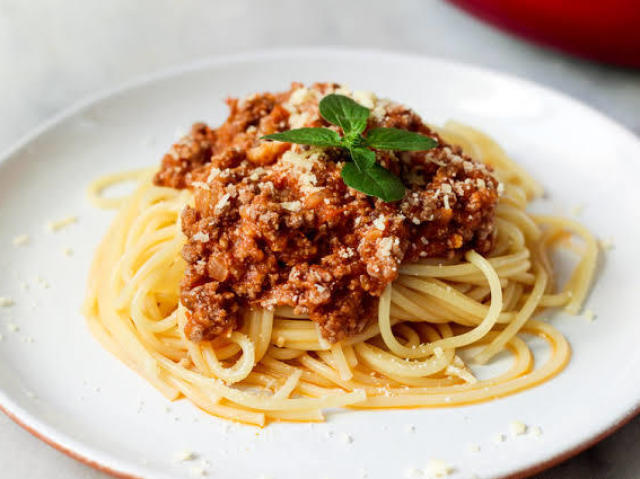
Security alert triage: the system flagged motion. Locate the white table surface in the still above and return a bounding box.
[1,1,639,477]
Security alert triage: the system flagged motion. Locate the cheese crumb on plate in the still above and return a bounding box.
[509,420,527,436]
[531,426,543,437]
[46,215,77,232]
[12,234,30,246]
[0,296,15,307]
[173,450,196,462]
[424,458,454,478]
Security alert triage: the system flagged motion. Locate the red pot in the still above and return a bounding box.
[447,0,640,68]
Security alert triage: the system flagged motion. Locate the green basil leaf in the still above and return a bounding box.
[261,128,342,147]
[341,162,405,202]
[365,128,438,151]
[319,94,369,135]
[350,147,376,171]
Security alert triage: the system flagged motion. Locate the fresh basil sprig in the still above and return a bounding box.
[261,94,437,202]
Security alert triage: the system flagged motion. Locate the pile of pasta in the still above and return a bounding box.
[84,122,597,426]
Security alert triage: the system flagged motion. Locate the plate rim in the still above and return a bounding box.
[1,46,639,479]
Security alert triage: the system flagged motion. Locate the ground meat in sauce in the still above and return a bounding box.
[154,82,500,343]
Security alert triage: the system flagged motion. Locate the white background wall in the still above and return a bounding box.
[1,1,639,477]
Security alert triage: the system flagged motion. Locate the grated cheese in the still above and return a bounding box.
[12,234,29,246]
[289,111,310,129]
[281,201,302,212]
[584,309,596,322]
[36,275,50,289]
[341,432,354,444]
[189,466,207,477]
[173,450,196,462]
[377,237,395,258]
[570,204,584,217]
[46,215,77,232]
[353,90,377,109]
[333,84,352,96]
[373,215,386,230]
[424,458,454,478]
[214,193,231,214]
[531,426,543,437]
[493,433,505,444]
[468,443,480,453]
[206,168,221,183]
[190,181,210,191]
[63,247,74,257]
[600,237,615,251]
[280,150,322,196]
[509,420,527,436]
[0,297,14,307]
[404,467,422,478]
[285,87,317,110]
[249,167,266,182]
[371,98,391,122]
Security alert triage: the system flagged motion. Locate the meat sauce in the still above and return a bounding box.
[154,83,500,343]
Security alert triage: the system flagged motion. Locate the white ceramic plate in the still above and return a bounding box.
[0,49,639,479]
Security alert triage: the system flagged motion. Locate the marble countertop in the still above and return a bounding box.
[1,1,638,477]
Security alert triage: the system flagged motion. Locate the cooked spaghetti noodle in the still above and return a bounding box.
[83,120,597,426]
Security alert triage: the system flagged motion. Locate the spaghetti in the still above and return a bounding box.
[83,120,597,426]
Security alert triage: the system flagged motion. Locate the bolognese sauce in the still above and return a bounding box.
[154,83,500,343]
